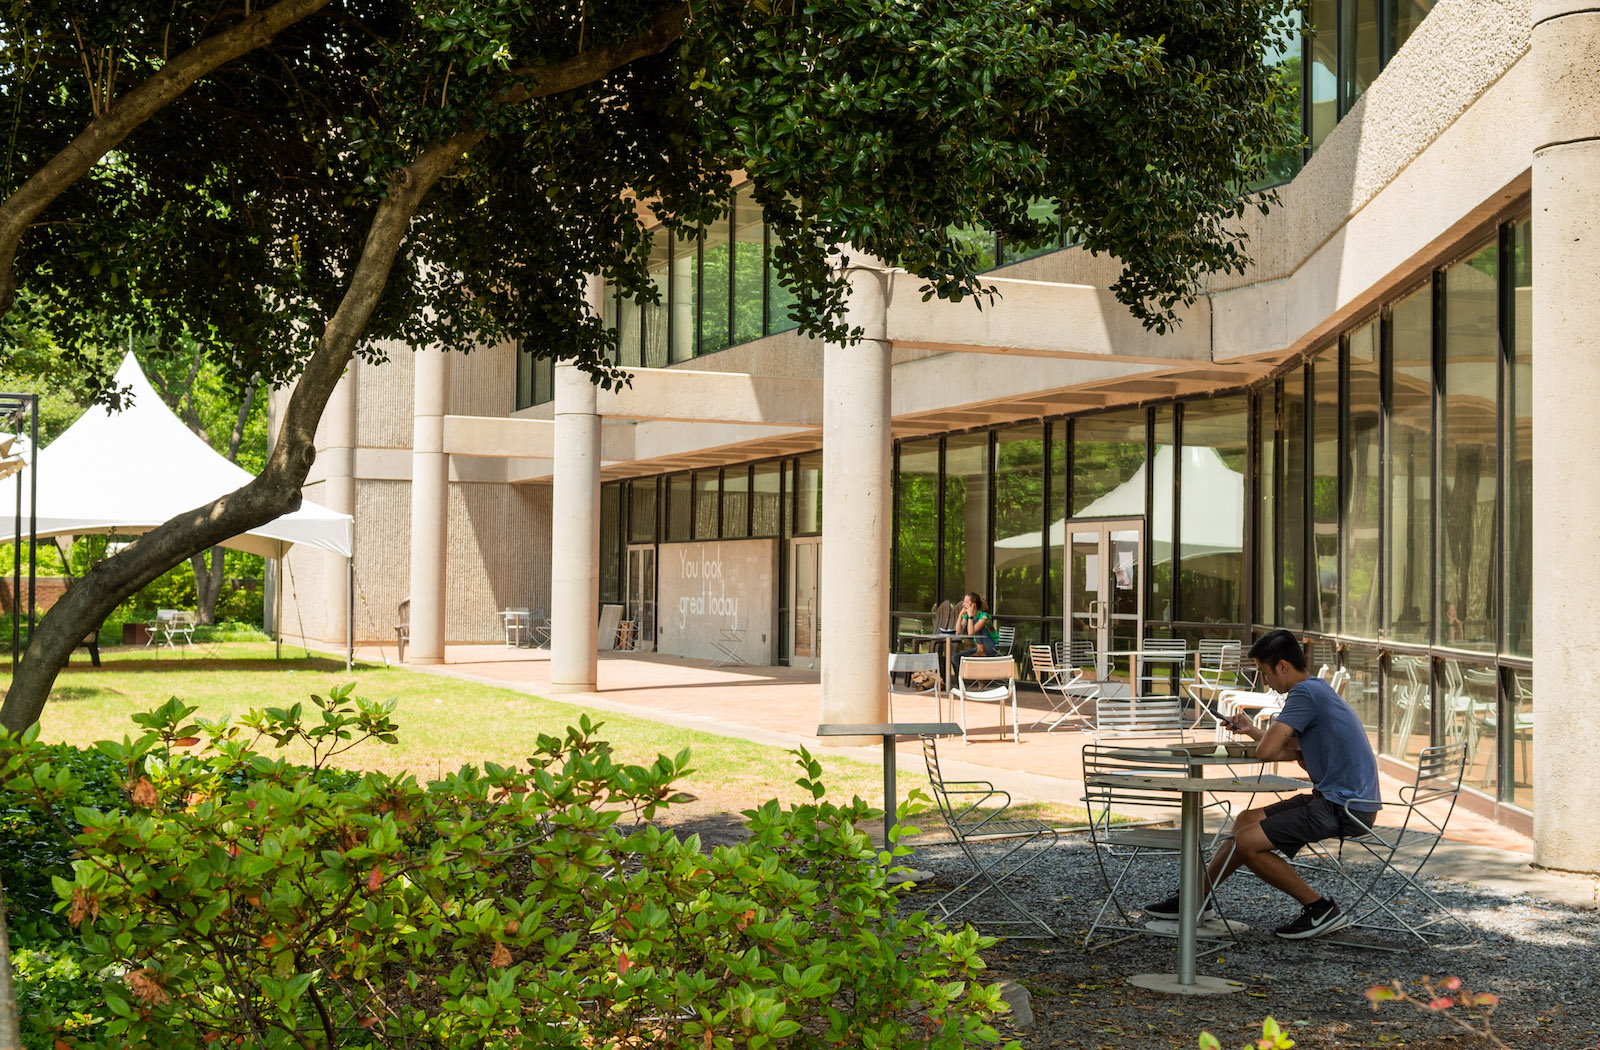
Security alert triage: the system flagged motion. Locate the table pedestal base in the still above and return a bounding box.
[886,867,936,885]
[1126,973,1245,996]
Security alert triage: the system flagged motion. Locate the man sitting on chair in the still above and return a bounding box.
[1144,629,1381,939]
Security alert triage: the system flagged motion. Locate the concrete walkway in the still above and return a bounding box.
[347,641,1598,910]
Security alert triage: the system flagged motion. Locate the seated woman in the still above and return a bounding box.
[950,592,998,678]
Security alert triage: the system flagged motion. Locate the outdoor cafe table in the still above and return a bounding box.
[1085,746,1309,996]
[900,632,988,689]
[815,722,961,850]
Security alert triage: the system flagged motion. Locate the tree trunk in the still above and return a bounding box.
[0,134,480,735]
[0,874,20,1050]
[192,548,226,625]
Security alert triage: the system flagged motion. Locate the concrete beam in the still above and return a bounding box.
[596,369,822,426]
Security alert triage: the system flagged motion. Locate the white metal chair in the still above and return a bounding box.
[502,607,530,647]
[1027,644,1097,730]
[1094,698,1187,744]
[1184,640,1242,727]
[709,622,747,667]
[1302,741,1473,948]
[395,598,410,661]
[1081,744,1235,950]
[951,656,1020,743]
[993,625,1016,656]
[888,650,943,720]
[1138,637,1189,696]
[919,735,1061,939]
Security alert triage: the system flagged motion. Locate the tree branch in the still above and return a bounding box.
[500,4,691,104]
[0,0,335,315]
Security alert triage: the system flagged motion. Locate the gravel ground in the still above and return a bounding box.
[894,835,1600,1050]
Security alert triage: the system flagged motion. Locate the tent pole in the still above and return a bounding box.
[275,553,283,660]
[346,548,354,672]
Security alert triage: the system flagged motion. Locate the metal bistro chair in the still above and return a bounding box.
[1303,741,1473,948]
[1081,744,1236,950]
[1137,637,1189,696]
[709,622,747,667]
[502,607,531,647]
[1094,697,1187,745]
[993,625,1016,656]
[918,734,1061,940]
[395,598,410,661]
[951,656,1020,743]
[1184,640,1243,728]
[887,650,943,721]
[1027,644,1098,731]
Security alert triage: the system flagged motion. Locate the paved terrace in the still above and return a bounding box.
[340,642,1597,910]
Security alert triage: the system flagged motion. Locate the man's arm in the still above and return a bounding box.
[1223,713,1303,764]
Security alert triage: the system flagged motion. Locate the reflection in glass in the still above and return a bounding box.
[1048,423,1066,619]
[1342,0,1380,112]
[1311,346,1339,634]
[700,216,730,354]
[1343,646,1381,751]
[670,227,699,364]
[1391,0,1432,54]
[1308,0,1338,149]
[1505,219,1533,656]
[1509,671,1533,809]
[1072,411,1147,514]
[1343,321,1381,637]
[1150,407,1174,622]
[1387,286,1432,642]
[1384,653,1432,761]
[1442,659,1499,796]
[752,462,782,538]
[732,187,766,345]
[1254,9,1304,189]
[666,474,692,542]
[722,466,749,539]
[1178,397,1247,623]
[600,484,622,602]
[1001,199,1062,264]
[694,470,720,539]
[767,223,800,335]
[1440,242,1499,652]
[794,453,822,535]
[895,439,940,612]
[628,479,657,544]
[1258,388,1276,622]
[1279,369,1306,628]
[614,287,641,367]
[643,235,670,368]
[944,434,990,602]
[992,427,1046,619]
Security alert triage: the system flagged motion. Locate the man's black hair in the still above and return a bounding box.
[1248,629,1307,671]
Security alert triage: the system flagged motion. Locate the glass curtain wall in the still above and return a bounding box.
[1305,0,1433,154]
[1311,346,1340,634]
[722,465,750,539]
[943,434,991,603]
[1343,320,1381,638]
[1151,408,1175,625]
[1387,284,1433,644]
[993,426,1047,654]
[895,439,941,616]
[1279,370,1307,628]
[1504,219,1533,657]
[1178,398,1247,624]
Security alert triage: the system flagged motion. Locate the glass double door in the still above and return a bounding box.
[1065,518,1144,680]
[791,537,821,668]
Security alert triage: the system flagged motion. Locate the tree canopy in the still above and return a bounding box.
[0,0,1298,731]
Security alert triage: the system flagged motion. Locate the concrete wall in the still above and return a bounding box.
[655,538,777,664]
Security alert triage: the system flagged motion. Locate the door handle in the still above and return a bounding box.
[1089,600,1107,630]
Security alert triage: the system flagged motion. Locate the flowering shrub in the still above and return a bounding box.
[1,688,1018,1049]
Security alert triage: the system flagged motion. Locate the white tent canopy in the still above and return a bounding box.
[0,352,351,558]
[994,445,1244,567]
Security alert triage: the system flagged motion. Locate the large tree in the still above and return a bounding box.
[0,0,1298,732]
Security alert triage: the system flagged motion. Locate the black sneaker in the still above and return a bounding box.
[1273,897,1348,939]
[1142,894,1218,922]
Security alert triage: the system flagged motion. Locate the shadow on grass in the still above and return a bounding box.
[53,657,361,675]
[46,685,117,703]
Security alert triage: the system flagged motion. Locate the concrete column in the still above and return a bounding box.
[322,367,357,645]
[1531,0,1600,872]
[819,261,893,734]
[407,347,450,664]
[549,276,604,692]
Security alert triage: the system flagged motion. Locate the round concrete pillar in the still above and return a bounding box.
[819,262,893,735]
[407,347,450,664]
[549,276,604,693]
[322,367,357,646]
[1531,0,1600,871]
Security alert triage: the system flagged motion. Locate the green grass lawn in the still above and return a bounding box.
[7,642,1090,828]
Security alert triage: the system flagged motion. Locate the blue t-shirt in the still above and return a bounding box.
[1273,676,1381,813]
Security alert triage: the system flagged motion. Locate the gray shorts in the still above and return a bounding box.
[1259,793,1376,858]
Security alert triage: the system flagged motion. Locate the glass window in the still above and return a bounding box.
[700,216,731,355]
[1391,0,1432,55]
[1504,218,1532,657]
[943,433,990,603]
[1384,652,1432,761]
[627,479,657,544]
[896,439,941,613]
[1307,0,1338,149]
[1387,285,1432,643]
[600,483,622,603]
[1257,388,1276,623]
[1341,0,1380,113]
[1310,346,1340,634]
[947,223,997,272]
[794,452,822,535]
[670,226,698,364]
[1000,199,1062,265]
[643,235,670,368]
[732,187,766,345]
[1178,397,1247,623]
[752,461,782,538]
[1442,659,1499,797]
[1279,369,1306,628]
[1048,422,1066,619]
[1343,645,1381,751]
[1071,410,1147,515]
[514,342,533,410]
[666,473,692,542]
[767,224,800,335]
[1151,407,1174,622]
[614,291,642,368]
[1509,670,1533,809]
[1343,319,1381,637]
[722,465,750,539]
[1255,10,1304,189]
[533,358,553,406]
[1439,241,1499,653]
[693,470,720,539]
[992,426,1046,619]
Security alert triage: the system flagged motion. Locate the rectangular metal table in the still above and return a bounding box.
[816,722,962,848]
[1084,763,1309,995]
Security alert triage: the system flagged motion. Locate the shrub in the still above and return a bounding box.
[1,689,1019,1049]
[13,943,109,1050]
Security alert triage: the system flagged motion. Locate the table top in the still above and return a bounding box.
[1106,741,1258,760]
[902,632,987,642]
[816,722,963,737]
[1084,772,1310,794]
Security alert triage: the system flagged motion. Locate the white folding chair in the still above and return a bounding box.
[888,650,943,720]
[1137,637,1189,696]
[1094,698,1187,744]
[1027,644,1097,730]
[951,656,1019,743]
[709,622,747,667]
[1184,640,1242,728]
[993,625,1016,656]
